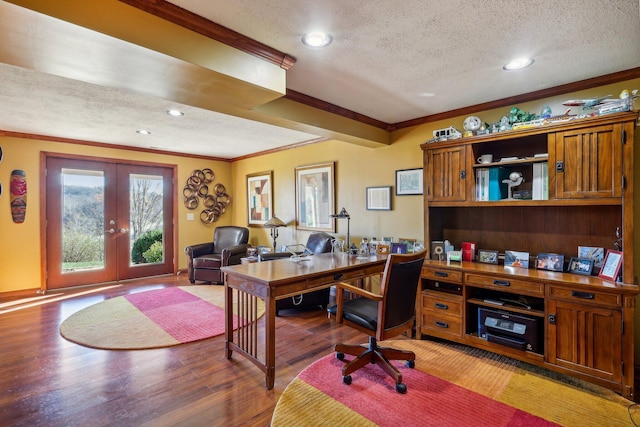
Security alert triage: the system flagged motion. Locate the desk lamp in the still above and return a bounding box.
[330,207,350,251]
[263,214,286,251]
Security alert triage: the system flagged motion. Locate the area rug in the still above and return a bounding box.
[271,339,634,426]
[60,286,264,350]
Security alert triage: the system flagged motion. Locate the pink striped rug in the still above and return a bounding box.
[60,286,264,350]
[272,339,633,426]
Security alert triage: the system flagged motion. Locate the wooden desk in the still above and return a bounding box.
[221,252,388,389]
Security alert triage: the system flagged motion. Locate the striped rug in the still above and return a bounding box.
[272,339,635,426]
[60,286,264,350]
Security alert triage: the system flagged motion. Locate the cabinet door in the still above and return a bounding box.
[553,124,622,199]
[426,146,466,201]
[547,298,622,385]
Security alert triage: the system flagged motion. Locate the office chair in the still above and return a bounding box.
[330,249,427,393]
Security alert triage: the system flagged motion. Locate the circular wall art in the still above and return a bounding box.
[183,168,231,224]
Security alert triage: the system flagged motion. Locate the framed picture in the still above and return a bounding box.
[598,250,623,282]
[295,162,335,232]
[478,249,499,264]
[377,244,390,254]
[366,186,391,210]
[247,171,273,227]
[390,242,407,254]
[504,250,529,269]
[398,238,417,253]
[395,168,423,195]
[568,257,594,276]
[578,246,605,268]
[536,253,564,272]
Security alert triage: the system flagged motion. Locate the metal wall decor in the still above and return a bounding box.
[183,168,231,224]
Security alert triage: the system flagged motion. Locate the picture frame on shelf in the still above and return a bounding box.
[395,168,423,195]
[504,250,529,269]
[390,242,407,254]
[430,241,445,261]
[295,162,335,232]
[398,238,417,253]
[377,244,390,255]
[568,257,594,276]
[536,253,564,272]
[578,246,605,268]
[598,250,623,282]
[366,186,392,210]
[477,249,499,264]
[246,170,273,227]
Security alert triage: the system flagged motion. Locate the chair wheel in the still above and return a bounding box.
[395,382,407,394]
[336,352,345,361]
[406,360,415,368]
[342,375,352,385]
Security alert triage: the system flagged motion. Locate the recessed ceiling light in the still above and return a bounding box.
[302,32,333,48]
[136,129,151,135]
[503,57,535,71]
[167,109,184,117]
[418,92,435,97]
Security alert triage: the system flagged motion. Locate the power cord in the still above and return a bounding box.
[629,402,640,426]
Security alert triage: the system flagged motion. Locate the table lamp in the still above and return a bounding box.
[263,214,286,251]
[330,207,350,251]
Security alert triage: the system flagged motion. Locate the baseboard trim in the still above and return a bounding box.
[0,288,42,302]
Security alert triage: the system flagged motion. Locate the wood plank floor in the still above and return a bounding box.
[0,275,402,426]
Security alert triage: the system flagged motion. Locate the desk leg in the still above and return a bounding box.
[265,295,276,389]
[224,280,233,359]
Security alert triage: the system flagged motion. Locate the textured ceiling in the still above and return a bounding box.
[0,0,638,159]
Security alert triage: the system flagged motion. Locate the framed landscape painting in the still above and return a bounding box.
[295,162,335,232]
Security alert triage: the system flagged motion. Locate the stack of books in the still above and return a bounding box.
[532,162,549,200]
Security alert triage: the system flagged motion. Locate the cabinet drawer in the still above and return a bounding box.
[306,269,364,288]
[422,268,463,284]
[465,273,543,296]
[548,286,622,308]
[422,292,463,317]
[421,314,462,337]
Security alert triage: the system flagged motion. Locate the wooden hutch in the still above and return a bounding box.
[419,111,638,399]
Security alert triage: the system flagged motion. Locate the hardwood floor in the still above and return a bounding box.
[0,275,397,426]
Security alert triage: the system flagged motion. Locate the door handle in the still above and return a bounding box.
[120,228,129,233]
[106,228,115,234]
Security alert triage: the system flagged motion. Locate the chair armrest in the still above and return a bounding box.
[221,243,251,266]
[334,281,383,323]
[336,282,383,301]
[184,242,214,258]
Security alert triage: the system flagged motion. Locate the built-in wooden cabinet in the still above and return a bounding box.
[419,112,638,400]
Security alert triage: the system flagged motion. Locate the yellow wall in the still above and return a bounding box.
[0,137,232,293]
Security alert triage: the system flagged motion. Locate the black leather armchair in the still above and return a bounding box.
[184,226,250,284]
[259,231,334,314]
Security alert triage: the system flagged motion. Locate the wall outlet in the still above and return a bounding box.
[186,213,194,221]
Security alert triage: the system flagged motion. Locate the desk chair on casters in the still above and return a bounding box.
[330,249,427,393]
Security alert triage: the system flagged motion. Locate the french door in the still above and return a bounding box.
[45,156,175,289]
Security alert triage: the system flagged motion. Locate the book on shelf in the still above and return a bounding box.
[477,167,510,201]
[532,162,549,200]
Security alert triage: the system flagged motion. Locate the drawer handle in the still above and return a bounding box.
[493,280,510,286]
[435,271,448,277]
[333,273,344,280]
[435,321,449,328]
[435,303,449,310]
[571,291,594,299]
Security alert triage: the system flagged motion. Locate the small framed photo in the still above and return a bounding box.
[377,244,390,255]
[568,257,594,276]
[578,246,605,268]
[398,238,417,253]
[390,242,408,254]
[478,249,499,264]
[366,186,392,210]
[505,250,529,269]
[536,253,564,272]
[395,168,423,195]
[598,250,623,282]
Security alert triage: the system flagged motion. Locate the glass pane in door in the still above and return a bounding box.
[61,168,106,273]
[129,173,164,266]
